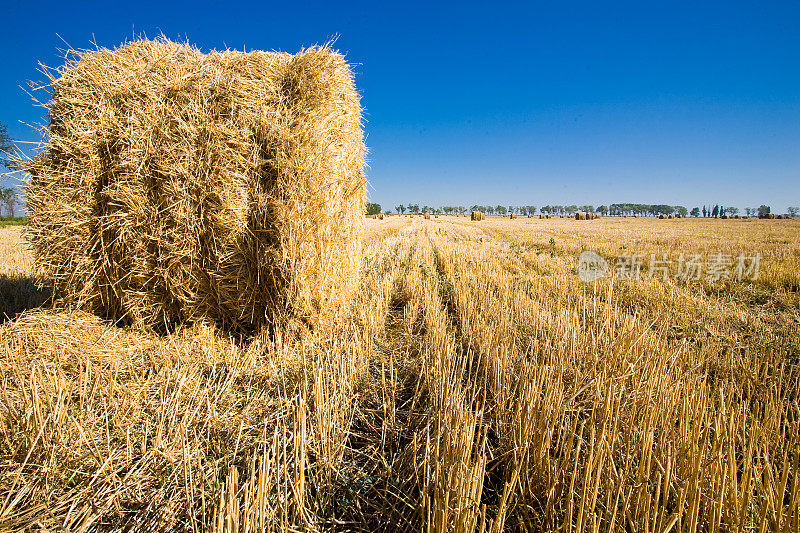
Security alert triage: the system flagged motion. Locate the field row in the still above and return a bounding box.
[0,218,798,531]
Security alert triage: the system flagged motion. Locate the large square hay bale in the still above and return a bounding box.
[23,38,366,335]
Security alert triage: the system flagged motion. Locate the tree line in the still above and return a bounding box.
[369,202,798,217]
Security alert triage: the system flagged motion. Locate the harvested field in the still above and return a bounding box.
[1,216,799,531]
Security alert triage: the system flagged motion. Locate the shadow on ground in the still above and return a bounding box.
[0,275,51,323]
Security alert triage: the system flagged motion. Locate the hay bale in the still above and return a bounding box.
[424,214,431,220]
[668,215,674,219]
[742,216,749,219]
[23,38,366,335]
[471,211,484,221]
[576,212,587,220]
[378,214,385,220]
[776,214,785,219]
[509,213,517,219]
[658,214,666,219]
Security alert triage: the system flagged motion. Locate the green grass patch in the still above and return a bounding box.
[0,216,28,228]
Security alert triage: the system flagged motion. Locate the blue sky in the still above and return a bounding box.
[1,0,798,211]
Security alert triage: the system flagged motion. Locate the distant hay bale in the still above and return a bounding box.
[776,214,785,219]
[760,213,776,219]
[509,213,517,219]
[668,215,674,219]
[378,214,385,220]
[721,215,728,219]
[23,38,366,335]
[471,211,485,221]
[576,212,587,220]
[742,216,749,219]
[658,214,666,219]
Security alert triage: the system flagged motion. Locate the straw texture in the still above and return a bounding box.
[23,38,366,335]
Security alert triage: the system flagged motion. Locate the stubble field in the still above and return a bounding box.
[0,216,798,532]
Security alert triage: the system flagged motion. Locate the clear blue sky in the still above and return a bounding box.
[2,0,798,212]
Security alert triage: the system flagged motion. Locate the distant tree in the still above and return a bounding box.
[674,206,688,217]
[0,122,16,217]
[579,205,594,214]
[496,205,507,215]
[745,207,756,217]
[711,205,719,218]
[702,206,707,217]
[690,207,700,217]
[0,187,17,217]
[725,207,739,216]
[507,205,514,215]
[787,207,799,217]
[0,122,13,166]
[758,205,771,218]
[408,204,420,214]
[396,204,406,214]
[527,205,537,215]
[596,205,608,216]
[565,205,577,215]
[365,202,381,215]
